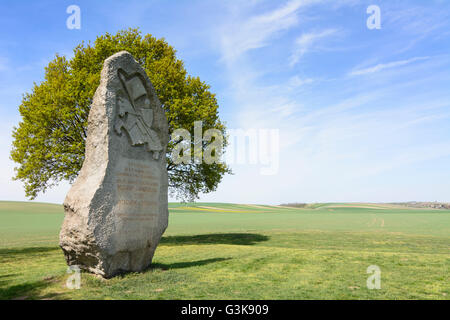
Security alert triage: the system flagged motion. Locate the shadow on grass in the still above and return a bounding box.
[0,246,59,257]
[160,233,269,246]
[0,273,17,287]
[0,278,63,300]
[0,246,64,300]
[151,257,231,271]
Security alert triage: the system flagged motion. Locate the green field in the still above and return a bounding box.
[0,201,449,300]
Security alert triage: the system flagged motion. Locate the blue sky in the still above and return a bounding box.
[1,0,449,204]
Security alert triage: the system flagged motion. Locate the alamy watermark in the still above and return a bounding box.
[66,265,81,289]
[66,5,81,30]
[171,121,280,175]
[367,5,381,30]
[225,128,279,175]
[366,265,381,290]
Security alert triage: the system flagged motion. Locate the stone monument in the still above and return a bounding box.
[59,51,169,278]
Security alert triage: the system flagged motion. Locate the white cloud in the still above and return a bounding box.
[385,4,450,37]
[289,28,338,66]
[288,75,314,87]
[349,56,430,76]
[219,0,323,63]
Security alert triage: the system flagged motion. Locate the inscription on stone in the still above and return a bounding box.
[115,158,160,220]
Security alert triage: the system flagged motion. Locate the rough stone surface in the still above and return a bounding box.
[59,51,169,278]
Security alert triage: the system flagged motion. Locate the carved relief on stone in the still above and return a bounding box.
[114,69,162,159]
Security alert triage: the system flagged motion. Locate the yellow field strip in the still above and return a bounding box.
[169,204,306,212]
[324,205,386,210]
[319,203,429,210]
[241,204,299,210]
[269,205,306,210]
[241,204,278,210]
[169,206,259,213]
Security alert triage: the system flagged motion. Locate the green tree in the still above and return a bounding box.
[11,29,230,201]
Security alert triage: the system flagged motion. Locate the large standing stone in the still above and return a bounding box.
[60,51,169,278]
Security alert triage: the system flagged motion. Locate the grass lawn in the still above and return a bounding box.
[0,201,448,299]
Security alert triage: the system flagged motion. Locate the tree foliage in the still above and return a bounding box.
[11,29,230,201]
